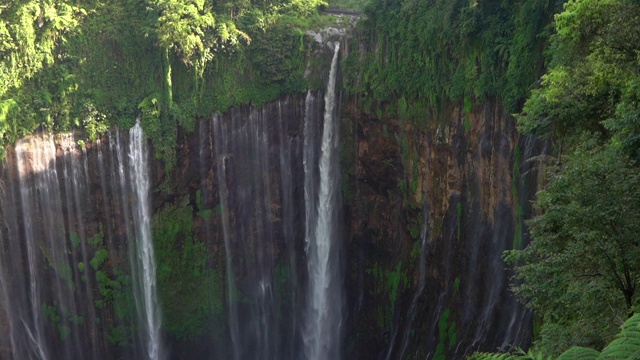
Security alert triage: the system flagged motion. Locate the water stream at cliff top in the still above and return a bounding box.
[303,40,343,360]
[204,40,344,360]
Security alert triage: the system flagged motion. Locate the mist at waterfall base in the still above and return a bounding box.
[0,47,536,359]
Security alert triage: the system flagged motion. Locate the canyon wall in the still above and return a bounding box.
[0,40,545,359]
[340,96,546,358]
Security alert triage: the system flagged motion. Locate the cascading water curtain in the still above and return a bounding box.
[303,41,344,360]
[128,122,163,360]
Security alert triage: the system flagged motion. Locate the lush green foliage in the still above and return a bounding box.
[434,308,457,360]
[556,346,599,360]
[152,196,224,340]
[343,0,562,119]
[506,144,640,353]
[509,0,640,355]
[468,348,551,360]
[0,0,328,167]
[326,0,369,11]
[85,229,137,346]
[469,314,640,360]
[366,262,408,328]
[597,313,640,359]
[518,0,640,144]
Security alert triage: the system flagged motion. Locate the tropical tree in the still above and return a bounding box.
[506,142,640,353]
[517,0,640,143]
[146,0,250,72]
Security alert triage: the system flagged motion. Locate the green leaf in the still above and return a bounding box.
[597,314,640,360]
[557,346,600,360]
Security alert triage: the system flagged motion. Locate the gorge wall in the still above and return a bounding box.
[340,96,546,358]
[0,40,545,360]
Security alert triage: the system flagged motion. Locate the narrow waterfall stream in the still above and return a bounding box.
[304,41,343,360]
[0,126,163,360]
[15,135,64,360]
[212,113,242,360]
[387,203,429,360]
[128,122,162,360]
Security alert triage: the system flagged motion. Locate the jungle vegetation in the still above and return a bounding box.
[4,0,640,357]
[0,0,329,169]
[347,0,640,357]
[507,0,640,356]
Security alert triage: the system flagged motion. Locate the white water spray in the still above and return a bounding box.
[304,41,343,360]
[129,122,162,360]
[212,114,242,360]
[15,136,55,360]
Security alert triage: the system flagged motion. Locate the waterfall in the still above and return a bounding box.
[212,113,242,360]
[15,135,59,360]
[303,41,343,360]
[0,52,349,358]
[388,204,429,360]
[211,97,310,359]
[128,122,162,360]
[0,125,166,359]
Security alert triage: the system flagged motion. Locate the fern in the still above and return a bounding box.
[597,314,640,360]
[469,347,552,360]
[557,346,600,360]
[469,315,640,360]
[468,353,523,360]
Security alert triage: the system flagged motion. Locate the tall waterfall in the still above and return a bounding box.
[210,96,305,359]
[0,77,539,360]
[15,135,57,360]
[0,127,162,360]
[212,113,242,360]
[303,41,343,360]
[128,122,162,360]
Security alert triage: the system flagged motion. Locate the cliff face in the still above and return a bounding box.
[0,42,544,359]
[0,96,317,359]
[341,97,546,358]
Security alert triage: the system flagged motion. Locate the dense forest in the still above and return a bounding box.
[0,0,332,170]
[2,0,640,358]
[344,0,640,357]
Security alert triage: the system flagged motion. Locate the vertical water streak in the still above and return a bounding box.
[392,204,429,359]
[15,136,52,360]
[303,91,318,254]
[253,107,276,359]
[212,114,241,360]
[211,101,309,359]
[0,203,19,359]
[277,100,299,360]
[113,129,141,356]
[499,135,542,347]
[60,134,92,358]
[77,144,99,358]
[304,41,343,360]
[39,135,77,360]
[128,122,162,360]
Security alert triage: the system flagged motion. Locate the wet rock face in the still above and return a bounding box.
[0,95,320,360]
[0,90,540,359]
[341,99,539,359]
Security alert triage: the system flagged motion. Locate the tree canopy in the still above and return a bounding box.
[507,0,640,355]
[343,0,563,116]
[0,0,329,166]
[506,143,640,353]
